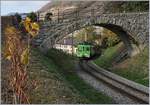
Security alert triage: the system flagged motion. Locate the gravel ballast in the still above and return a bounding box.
[75,62,142,104]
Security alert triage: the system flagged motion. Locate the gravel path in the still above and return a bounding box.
[75,61,141,104]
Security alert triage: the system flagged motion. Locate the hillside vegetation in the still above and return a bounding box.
[111,47,149,86]
[94,43,149,86]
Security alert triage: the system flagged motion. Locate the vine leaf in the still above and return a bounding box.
[29,22,39,37]
[21,48,29,65]
[23,17,39,38]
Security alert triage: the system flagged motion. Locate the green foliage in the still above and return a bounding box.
[45,12,53,21]
[19,22,25,33]
[46,48,75,72]
[94,43,149,86]
[94,42,122,68]
[111,47,149,86]
[15,13,22,23]
[27,12,37,22]
[30,49,89,103]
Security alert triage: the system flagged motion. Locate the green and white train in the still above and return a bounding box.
[76,42,101,59]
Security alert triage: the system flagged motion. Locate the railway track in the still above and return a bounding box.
[79,60,149,104]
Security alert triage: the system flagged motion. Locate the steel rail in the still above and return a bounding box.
[79,60,149,104]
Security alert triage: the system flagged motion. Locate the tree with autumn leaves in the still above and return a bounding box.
[74,26,120,48]
[75,26,99,43]
[101,28,120,47]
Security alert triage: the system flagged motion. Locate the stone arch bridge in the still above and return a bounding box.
[34,11,148,56]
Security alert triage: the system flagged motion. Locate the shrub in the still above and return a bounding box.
[27,12,37,22]
[101,28,120,47]
[14,13,22,23]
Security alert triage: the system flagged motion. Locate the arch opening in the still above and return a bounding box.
[53,23,139,57]
[94,23,138,56]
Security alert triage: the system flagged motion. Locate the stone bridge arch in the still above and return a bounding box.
[39,12,148,56]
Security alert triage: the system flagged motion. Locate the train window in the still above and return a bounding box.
[81,47,84,51]
[86,47,90,51]
[83,47,85,51]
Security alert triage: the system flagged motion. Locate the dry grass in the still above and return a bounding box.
[112,47,149,86]
[94,42,149,86]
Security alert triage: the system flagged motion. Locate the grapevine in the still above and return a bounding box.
[4,17,39,104]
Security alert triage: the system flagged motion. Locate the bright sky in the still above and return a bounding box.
[1,0,50,16]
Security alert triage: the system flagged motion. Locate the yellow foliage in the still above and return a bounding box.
[4,26,19,60]
[4,48,11,60]
[21,48,29,65]
[4,25,32,103]
[4,26,19,38]
[6,55,11,60]
[31,22,39,31]
[23,20,31,32]
[29,22,39,37]
[23,17,39,37]
[25,17,31,22]
[4,43,15,61]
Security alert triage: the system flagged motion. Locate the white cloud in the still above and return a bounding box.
[1,1,50,6]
